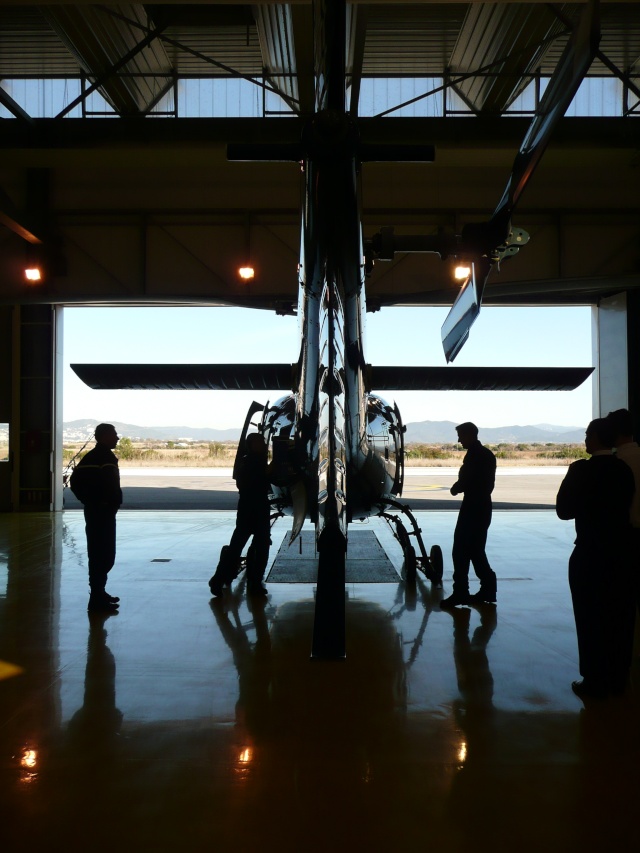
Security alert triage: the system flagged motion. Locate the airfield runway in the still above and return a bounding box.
[63,466,568,511]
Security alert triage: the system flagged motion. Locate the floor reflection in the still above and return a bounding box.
[209,584,274,741]
[68,612,123,747]
[1,510,640,851]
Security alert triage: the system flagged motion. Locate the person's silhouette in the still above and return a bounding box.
[209,433,273,598]
[445,607,498,834]
[441,422,497,608]
[209,593,273,739]
[69,423,122,612]
[68,611,123,747]
[556,417,635,699]
[607,408,640,611]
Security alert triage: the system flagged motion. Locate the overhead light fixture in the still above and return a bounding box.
[238,212,255,282]
[24,266,43,283]
[24,244,45,284]
[238,265,255,281]
[454,265,471,281]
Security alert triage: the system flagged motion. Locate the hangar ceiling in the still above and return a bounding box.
[0,1,638,314]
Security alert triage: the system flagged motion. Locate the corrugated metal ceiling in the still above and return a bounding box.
[0,3,638,115]
[361,4,466,75]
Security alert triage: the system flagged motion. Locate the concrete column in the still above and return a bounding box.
[0,307,13,511]
[18,304,56,510]
[626,290,640,439]
[592,292,628,419]
[52,305,64,511]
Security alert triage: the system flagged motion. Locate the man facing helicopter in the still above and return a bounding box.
[209,433,273,598]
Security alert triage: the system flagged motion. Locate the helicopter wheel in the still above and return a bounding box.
[397,525,417,583]
[429,545,443,584]
[404,545,417,583]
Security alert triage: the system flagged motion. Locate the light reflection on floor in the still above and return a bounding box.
[1,510,639,852]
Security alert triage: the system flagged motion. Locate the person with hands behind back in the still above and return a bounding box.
[70,423,123,613]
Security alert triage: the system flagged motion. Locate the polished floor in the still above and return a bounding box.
[1,510,639,852]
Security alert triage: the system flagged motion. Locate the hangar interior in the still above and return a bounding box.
[1,2,640,851]
[0,0,638,511]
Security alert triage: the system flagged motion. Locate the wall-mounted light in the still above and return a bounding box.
[24,266,43,283]
[237,212,255,283]
[24,244,45,285]
[23,237,67,284]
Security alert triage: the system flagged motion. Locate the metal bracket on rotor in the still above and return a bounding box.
[493,226,530,263]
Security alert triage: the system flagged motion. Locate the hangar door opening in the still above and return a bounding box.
[61,304,594,510]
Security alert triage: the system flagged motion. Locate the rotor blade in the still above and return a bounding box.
[492,0,600,230]
[370,366,594,392]
[447,2,599,365]
[440,259,492,363]
[71,364,295,391]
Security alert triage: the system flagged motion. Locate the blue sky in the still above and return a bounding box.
[63,304,593,430]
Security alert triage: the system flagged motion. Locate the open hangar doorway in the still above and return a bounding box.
[0,294,635,514]
[56,301,599,512]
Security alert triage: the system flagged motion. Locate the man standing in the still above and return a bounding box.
[556,418,634,699]
[607,408,640,587]
[70,424,122,613]
[209,433,272,598]
[441,422,497,609]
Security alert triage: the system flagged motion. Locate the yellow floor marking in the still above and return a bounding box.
[0,660,24,681]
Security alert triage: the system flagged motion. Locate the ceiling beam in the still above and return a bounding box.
[0,184,42,244]
[0,116,634,151]
[0,86,33,122]
[347,2,368,116]
[290,2,314,114]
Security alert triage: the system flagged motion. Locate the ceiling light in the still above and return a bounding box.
[238,266,255,281]
[24,266,43,283]
[454,265,471,281]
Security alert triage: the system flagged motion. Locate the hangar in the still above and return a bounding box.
[1,2,640,850]
[0,0,638,511]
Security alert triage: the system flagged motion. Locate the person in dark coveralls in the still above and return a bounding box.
[209,433,272,598]
[607,408,640,609]
[556,417,634,699]
[70,424,122,613]
[440,422,497,609]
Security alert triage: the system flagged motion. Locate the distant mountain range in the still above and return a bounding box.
[63,420,241,442]
[63,419,585,444]
[403,420,585,444]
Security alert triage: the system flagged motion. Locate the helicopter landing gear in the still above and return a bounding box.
[380,498,443,586]
[395,521,417,582]
[429,544,443,584]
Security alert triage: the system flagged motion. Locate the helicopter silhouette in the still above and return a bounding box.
[72,0,597,658]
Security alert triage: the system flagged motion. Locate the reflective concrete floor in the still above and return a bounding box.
[1,510,640,852]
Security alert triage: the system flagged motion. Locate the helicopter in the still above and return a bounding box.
[72,0,597,658]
